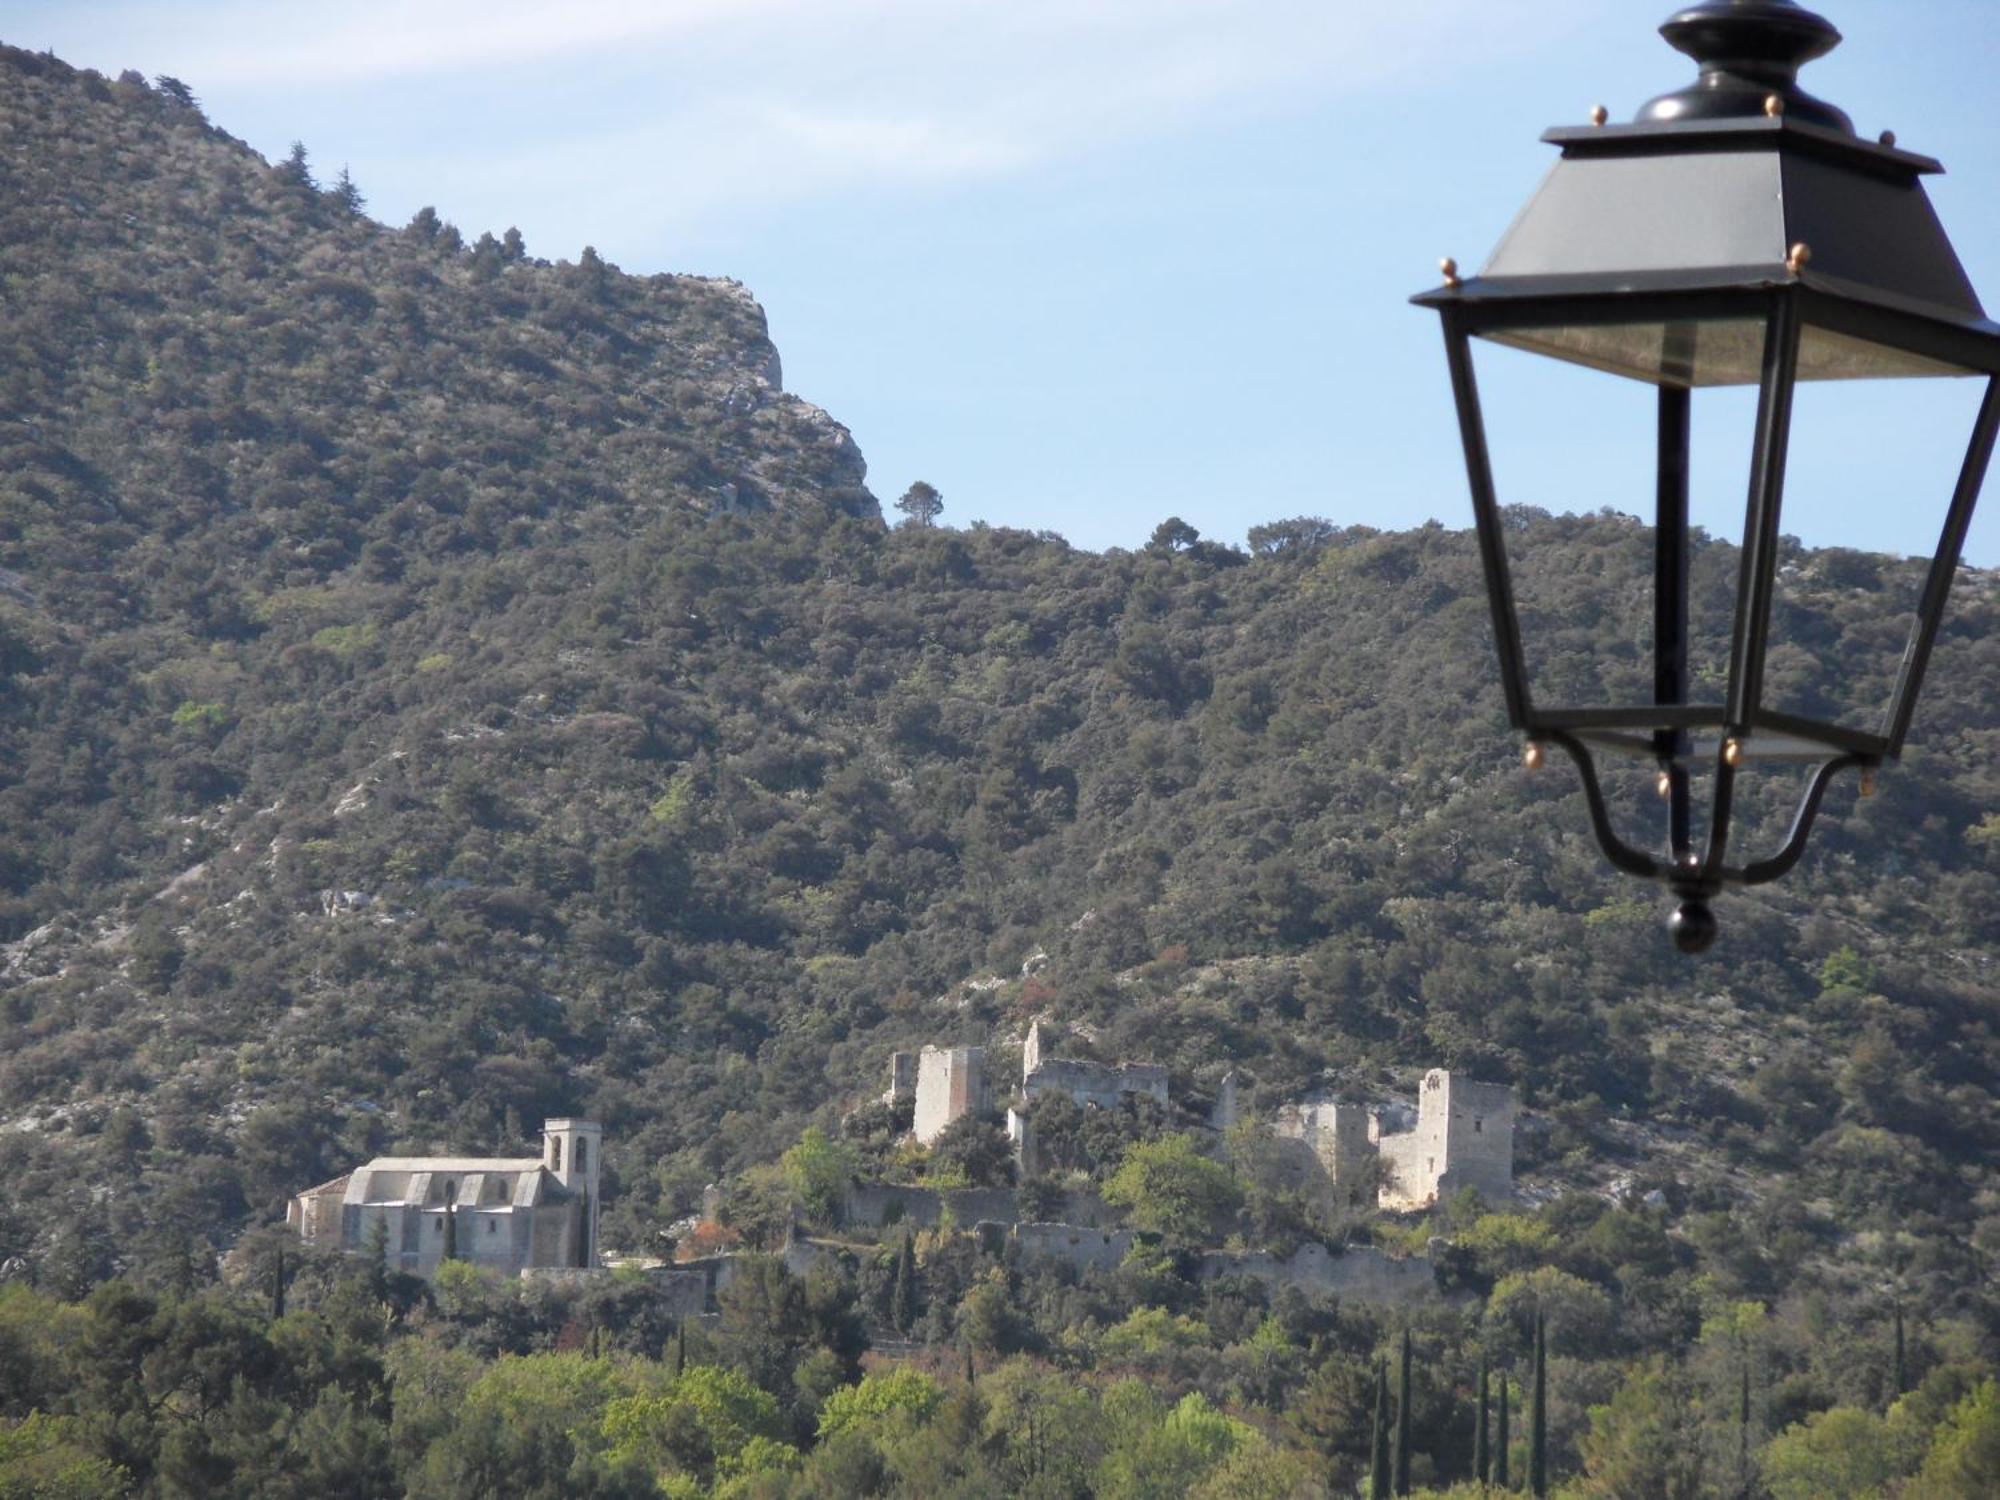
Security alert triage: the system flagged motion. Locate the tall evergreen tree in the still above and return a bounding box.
[674,1319,687,1377]
[891,1230,918,1334]
[1530,1313,1549,1497]
[442,1203,457,1262]
[1476,1357,1490,1485]
[1893,1305,1907,1398]
[276,140,313,190]
[270,1242,285,1321]
[364,1214,390,1301]
[1369,1360,1391,1500]
[1394,1328,1413,1496]
[331,166,364,214]
[1737,1357,1752,1499]
[1497,1375,1511,1490]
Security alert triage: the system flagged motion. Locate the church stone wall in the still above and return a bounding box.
[288,1176,348,1243]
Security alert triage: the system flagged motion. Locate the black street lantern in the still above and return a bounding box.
[1415,0,2000,952]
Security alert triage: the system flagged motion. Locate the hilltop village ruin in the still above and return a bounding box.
[885,1020,1516,1217]
[286,1023,1517,1315]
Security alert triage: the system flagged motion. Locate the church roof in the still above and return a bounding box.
[343,1158,569,1209]
[354,1156,542,1173]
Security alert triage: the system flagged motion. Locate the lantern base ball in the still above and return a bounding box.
[1669,899,1719,955]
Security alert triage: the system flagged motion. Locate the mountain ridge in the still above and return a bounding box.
[0,45,1995,1336]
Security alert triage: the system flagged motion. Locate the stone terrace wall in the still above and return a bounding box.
[845,1184,1112,1231]
[845,1184,1018,1230]
[1009,1222,1134,1274]
[1197,1243,1437,1304]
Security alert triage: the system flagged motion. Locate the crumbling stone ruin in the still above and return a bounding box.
[1006,1021,1170,1169]
[912,1044,990,1144]
[883,1025,1514,1225]
[1276,1069,1516,1212]
[882,1050,918,1106]
[1273,1100,1378,1207]
[1020,1021,1168,1109]
[893,1022,1171,1158]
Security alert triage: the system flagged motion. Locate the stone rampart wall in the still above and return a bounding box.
[845,1184,1111,1231]
[1197,1243,1436,1303]
[1009,1222,1134,1274]
[845,1184,1019,1230]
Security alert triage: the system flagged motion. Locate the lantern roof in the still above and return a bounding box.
[1413,1,2000,382]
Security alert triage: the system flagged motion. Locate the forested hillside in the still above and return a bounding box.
[2,45,1998,1497]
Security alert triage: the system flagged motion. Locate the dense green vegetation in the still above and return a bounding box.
[2,44,1998,1497]
[3,1227,1998,1497]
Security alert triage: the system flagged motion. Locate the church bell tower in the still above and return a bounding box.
[541,1118,602,1267]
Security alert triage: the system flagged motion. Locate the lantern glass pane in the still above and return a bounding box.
[1481,319,1975,387]
[1463,336,1676,709]
[1758,372,1991,744]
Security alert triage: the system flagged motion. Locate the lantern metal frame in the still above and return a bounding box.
[1412,1,2000,950]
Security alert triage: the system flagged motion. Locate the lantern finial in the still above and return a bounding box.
[1669,899,1719,954]
[1641,1,1851,132]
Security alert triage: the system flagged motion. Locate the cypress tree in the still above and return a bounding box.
[1496,1375,1510,1490]
[1529,1313,1548,1498]
[365,1213,390,1301]
[442,1204,457,1262]
[1737,1355,1752,1498]
[674,1319,687,1377]
[1893,1305,1907,1398]
[1476,1356,1490,1485]
[271,1242,286,1321]
[965,1345,976,1387]
[1394,1328,1413,1496]
[891,1230,918,1334]
[1369,1360,1391,1500]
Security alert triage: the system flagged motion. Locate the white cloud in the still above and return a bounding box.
[22,0,1602,233]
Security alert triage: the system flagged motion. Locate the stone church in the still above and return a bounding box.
[287,1118,601,1278]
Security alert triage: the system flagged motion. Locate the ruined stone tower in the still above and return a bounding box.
[913,1045,989,1144]
[1374,1071,1515,1210]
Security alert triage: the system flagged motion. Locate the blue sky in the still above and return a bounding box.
[8,0,2000,564]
